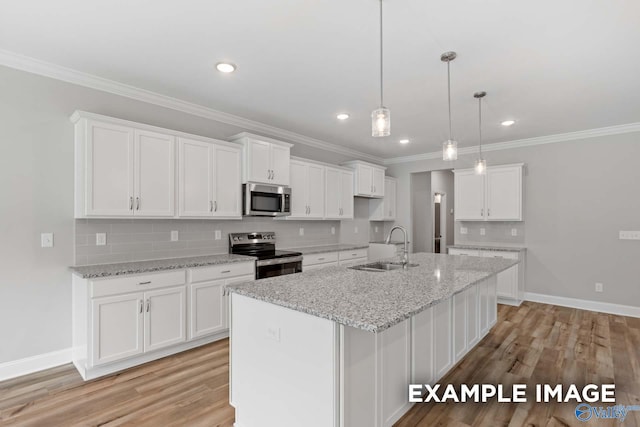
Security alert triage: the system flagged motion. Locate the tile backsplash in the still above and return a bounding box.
[75,218,341,265]
[454,221,525,245]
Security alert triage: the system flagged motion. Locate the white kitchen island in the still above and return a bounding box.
[226,253,517,427]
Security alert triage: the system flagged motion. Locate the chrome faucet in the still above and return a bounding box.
[385,225,409,268]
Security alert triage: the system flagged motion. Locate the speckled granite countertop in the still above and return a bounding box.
[226,252,517,333]
[449,244,526,252]
[70,254,256,279]
[284,243,369,255]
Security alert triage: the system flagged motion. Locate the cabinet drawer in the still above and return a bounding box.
[302,252,339,266]
[189,262,255,283]
[448,249,480,257]
[481,250,519,260]
[338,248,368,261]
[91,270,186,298]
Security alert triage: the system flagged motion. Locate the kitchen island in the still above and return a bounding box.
[226,252,517,427]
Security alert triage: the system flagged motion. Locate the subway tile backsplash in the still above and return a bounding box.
[74,218,341,265]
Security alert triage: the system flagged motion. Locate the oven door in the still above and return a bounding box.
[255,256,303,279]
[244,183,291,217]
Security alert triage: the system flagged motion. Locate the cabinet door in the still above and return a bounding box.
[488,276,498,327]
[189,280,225,339]
[91,293,144,366]
[384,178,397,220]
[179,138,213,217]
[454,170,485,221]
[486,166,522,221]
[452,291,467,363]
[433,298,452,381]
[372,168,385,197]
[466,285,479,348]
[144,286,186,353]
[289,161,308,217]
[357,165,373,196]
[341,171,354,218]
[85,120,134,216]
[213,145,242,217]
[412,306,434,384]
[482,251,519,299]
[246,139,271,183]
[306,164,324,218]
[134,130,175,217]
[270,144,291,186]
[324,168,341,219]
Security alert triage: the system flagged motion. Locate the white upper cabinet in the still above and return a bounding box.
[486,165,523,221]
[230,133,292,186]
[454,164,523,221]
[341,160,386,198]
[178,137,242,219]
[325,167,354,219]
[288,159,325,219]
[370,176,397,221]
[134,130,175,217]
[74,114,176,218]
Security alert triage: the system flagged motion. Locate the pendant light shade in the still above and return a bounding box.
[441,52,458,160]
[474,91,487,175]
[372,0,390,137]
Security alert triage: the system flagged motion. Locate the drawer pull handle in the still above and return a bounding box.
[139,281,152,285]
[146,299,150,312]
[139,299,143,314]
[318,257,325,261]
[352,253,358,256]
[221,270,231,274]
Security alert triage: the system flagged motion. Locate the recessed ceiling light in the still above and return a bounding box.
[336,113,350,120]
[501,120,516,127]
[216,62,236,73]
[399,139,410,144]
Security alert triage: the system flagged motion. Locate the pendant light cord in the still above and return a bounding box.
[447,61,452,141]
[478,96,482,157]
[379,0,384,107]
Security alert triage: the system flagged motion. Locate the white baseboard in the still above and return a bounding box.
[524,292,640,318]
[0,348,72,382]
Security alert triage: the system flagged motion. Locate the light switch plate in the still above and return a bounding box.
[299,228,304,236]
[215,230,222,240]
[480,228,486,236]
[511,228,518,237]
[595,282,604,292]
[620,231,640,240]
[354,226,359,234]
[41,233,54,248]
[375,226,379,233]
[460,227,468,235]
[331,227,335,235]
[170,230,179,241]
[96,233,107,246]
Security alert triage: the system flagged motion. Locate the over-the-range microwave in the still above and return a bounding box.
[243,183,291,217]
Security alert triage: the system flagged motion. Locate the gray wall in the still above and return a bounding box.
[386,135,640,307]
[431,170,455,251]
[411,172,432,253]
[0,65,367,364]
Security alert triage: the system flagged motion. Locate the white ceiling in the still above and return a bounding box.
[1,0,639,159]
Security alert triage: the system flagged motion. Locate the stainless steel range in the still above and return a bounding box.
[229,232,302,280]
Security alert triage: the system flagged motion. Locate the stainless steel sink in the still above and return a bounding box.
[349,261,419,272]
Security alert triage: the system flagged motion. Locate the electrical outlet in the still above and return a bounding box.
[299,228,304,236]
[511,228,518,237]
[354,226,359,234]
[331,227,335,235]
[620,231,640,240]
[170,230,179,241]
[460,227,468,235]
[595,282,604,293]
[41,233,54,248]
[480,228,486,236]
[375,226,379,233]
[266,325,281,342]
[96,233,107,246]
[215,230,222,240]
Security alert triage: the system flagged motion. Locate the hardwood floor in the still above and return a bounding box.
[1,302,639,426]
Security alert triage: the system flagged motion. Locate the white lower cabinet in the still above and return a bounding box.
[73,262,254,380]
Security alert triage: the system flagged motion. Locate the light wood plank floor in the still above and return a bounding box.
[1,302,639,426]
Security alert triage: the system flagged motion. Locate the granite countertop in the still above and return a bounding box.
[226,252,517,333]
[70,254,257,279]
[449,244,526,252]
[284,243,369,255]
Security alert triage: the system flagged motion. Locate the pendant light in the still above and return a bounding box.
[441,51,458,160]
[372,0,390,137]
[474,91,487,175]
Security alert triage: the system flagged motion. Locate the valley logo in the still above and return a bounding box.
[575,403,640,422]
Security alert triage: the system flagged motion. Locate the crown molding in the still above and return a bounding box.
[0,49,383,163]
[384,122,640,165]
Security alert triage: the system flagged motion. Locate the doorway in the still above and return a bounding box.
[433,193,446,254]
